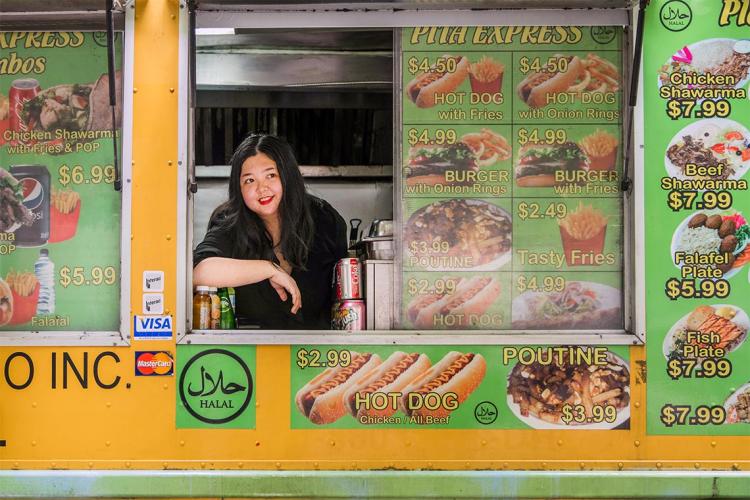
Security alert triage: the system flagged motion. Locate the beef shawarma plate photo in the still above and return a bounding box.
[404,199,512,271]
[665,118,750,182]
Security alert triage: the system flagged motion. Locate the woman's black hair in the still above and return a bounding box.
[209,134,314,269]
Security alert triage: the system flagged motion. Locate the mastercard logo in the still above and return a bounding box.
[135,351,174,376]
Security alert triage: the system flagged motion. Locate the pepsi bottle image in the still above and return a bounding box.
[9,165,50,247]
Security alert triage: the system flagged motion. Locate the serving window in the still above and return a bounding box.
[184,7,636,345]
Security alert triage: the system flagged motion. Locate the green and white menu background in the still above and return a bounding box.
[644,1,750,434]
[399,26,625,332]
[0,32,122,332]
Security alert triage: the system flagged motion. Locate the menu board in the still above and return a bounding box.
[399,26,625,331]
[291,344,630,430]
[645,1,750,434]
[0,32,122,332]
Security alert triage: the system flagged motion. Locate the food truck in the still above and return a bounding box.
[1,0,750,497]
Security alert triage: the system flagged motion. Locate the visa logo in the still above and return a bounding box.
[133,315,173,339]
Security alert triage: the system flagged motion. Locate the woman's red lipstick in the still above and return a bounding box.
[258,196,274,206]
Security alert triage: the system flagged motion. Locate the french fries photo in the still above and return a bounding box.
[49,187,82,243]
[559,203,610,266]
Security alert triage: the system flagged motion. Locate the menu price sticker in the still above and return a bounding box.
[516,127,568,146]
[667,358,732,380]
[659,404,727,427]
[295,348,352,369]
[58,265,117,288]
[290,344,630,430]
[664,278,730,300]
[666,98,732,120]
[407,127,458,146]
[58,163,116,187]
[667,190,733,211]
[560,403,617,425]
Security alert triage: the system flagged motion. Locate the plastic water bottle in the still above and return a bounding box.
[34,249,55,315]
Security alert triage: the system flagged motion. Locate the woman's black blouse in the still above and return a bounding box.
[193,197,348,330]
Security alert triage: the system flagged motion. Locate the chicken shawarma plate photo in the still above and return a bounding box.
[19,71,122,134]
[659,38,750,91]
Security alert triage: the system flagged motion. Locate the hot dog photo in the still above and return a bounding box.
[292,346,490,428]
[403,273,507,330]
[403,52,511,122]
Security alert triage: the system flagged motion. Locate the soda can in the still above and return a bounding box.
[332,257,362,301]
[9,78,41,135]
[9,165,50,247]
[331,299,366,331]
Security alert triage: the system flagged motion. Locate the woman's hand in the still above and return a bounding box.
[268,262,302,314]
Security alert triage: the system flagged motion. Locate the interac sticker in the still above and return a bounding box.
[176,345,256,429]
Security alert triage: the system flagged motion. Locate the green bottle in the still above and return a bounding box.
[218,287,236,329]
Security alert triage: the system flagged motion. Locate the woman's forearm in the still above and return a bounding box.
[193,257,275,287]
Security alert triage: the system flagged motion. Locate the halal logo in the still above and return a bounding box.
[179,348,253,424]
[590,26,616,45]
[660,0,693,32]
[92,32,120,47]
[474,401,498,425]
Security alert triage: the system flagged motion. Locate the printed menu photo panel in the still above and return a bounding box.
[398,25,625,332]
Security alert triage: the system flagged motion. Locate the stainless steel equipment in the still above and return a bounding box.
[368,219,393,238]
[360,236,394,261]
[365,260,393,330]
